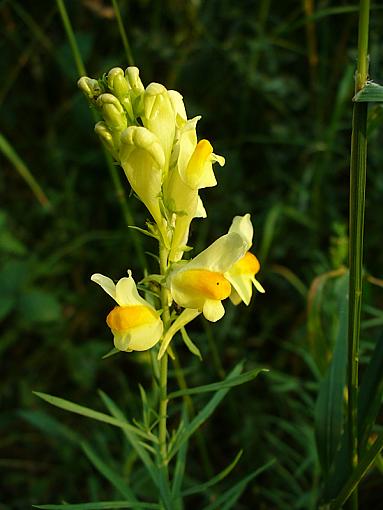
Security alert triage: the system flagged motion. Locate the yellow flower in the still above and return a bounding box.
[91,271,163,352]
[225,214,265,305]
[142,83,176,175]
[119,126,166,232]
[169,229,248,322]
[165,110,225,262]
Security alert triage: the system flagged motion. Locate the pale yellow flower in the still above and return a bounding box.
[165,110,225,262]
[91,271,163,352]
[169,229,248,322]
[225,214,265,305]
[119,126,166,232]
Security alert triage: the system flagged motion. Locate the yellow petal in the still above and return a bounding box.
[231,252,260,276]
[202,299,225,322]
[107,305,157,331]
[175,269,231,301]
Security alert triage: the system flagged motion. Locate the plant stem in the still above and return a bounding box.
[347,0,370,508]
[111,0,135,66]
[55,0,146,270]
[158,244,171,489]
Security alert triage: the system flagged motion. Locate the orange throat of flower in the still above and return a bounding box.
[175,269,231,301]
[232,251,260,275]
[106,305,157,332]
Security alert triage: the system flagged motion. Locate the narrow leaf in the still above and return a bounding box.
[353,81,383,103]
[328,431,383,509]
[180,327,202,360]
[168,363,244,459]
[183,450,243,496]
[168,368,267,399]
[358,332,383,451]
[314,273,348,477]
[33,502,159,509]
[81,442,138,502]
[33,392,152,442]
[98,391,173,510]
[203,459,275,510]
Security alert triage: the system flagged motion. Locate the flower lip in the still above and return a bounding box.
[231,252,260,276]
[174,269,231,301]
[106,305,158,333]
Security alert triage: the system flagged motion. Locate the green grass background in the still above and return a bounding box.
[1,0,383,508]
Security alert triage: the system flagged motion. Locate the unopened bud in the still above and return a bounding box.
[107,68,134,120]
[77,77,101,100]
[95,121,118,160]
[96,93,127,132]
[125,67,144,95]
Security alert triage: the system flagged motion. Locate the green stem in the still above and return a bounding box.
[158,245,171,491]
[55,0,146,270]
[347,1,370,508]
[111,0,135,66]
[56,0,86,76]
[0,133,51,209]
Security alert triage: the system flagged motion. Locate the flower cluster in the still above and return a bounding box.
[79,67,264,355]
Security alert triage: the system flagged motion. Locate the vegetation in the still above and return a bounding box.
[1,1,383,508]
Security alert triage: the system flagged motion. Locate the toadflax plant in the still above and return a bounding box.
[35,67,270,510]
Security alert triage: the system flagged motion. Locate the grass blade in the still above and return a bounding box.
[182,450,243,497]
[328,431,383,509]
[203,459,275,510]
[81,442,138,502]
[33,502,159,509]
[0,133,51,209]
[314,273,348,478]
[168,367,267,399]
[33,392,152,441]
[168,363,244,459]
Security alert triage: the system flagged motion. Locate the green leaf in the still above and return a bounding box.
[358,332,383,451]
[98,391,173,510]
[33,392,154,442]
[33,502,159,509]
[168,363,245,459]
[314,273,348,478]
[19,409,80,444]
[353,81,383,103]
[183,450,243,496]
[81,442,138,502]
[180,327,202,360]
[328,431,383,510]
[203,459,276,510]
[168,367,267,399]
[171,409,189,505]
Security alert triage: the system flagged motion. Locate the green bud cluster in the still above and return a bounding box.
[78,67,145,158]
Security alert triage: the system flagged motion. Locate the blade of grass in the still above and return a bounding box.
[33,391,154,442]
[0,133,51,209]
[329,431,383,510]
[347,1,370,508]
[81,442,138,502]
[168,367,267,399]
[33,502,159,509]
[111,0,134,66]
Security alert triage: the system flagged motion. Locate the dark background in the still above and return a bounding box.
[1,1,383,508]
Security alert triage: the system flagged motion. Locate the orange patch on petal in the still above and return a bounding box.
[107,305,157,332]
[232,252,260,275]
[176,269,231,300]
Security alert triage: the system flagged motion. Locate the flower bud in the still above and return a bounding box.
[125,66,144,96]
[97,93,126,131]
[120,126,165,230]
[107,68,134,120]
[94,121,118,160]
[77,76,101,100]
[143,83,175,173]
